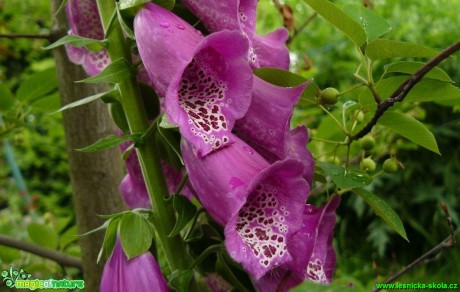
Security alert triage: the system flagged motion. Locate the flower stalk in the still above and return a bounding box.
[95,0,190,271]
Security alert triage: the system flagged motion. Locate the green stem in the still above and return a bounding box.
[95,0,189,271]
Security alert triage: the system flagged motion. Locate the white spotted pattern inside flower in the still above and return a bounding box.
[236,183,288,268]
[305,258,327,283]
[179,48,230,150]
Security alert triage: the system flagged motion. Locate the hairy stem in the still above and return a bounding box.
[95,0,189,271]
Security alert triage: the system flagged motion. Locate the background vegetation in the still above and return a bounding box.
[0,0,459,290]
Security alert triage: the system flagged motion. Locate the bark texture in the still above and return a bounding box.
[50,1,127,291]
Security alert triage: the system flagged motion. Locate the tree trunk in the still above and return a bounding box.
[50,2,127,291]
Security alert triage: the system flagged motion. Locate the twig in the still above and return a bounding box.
[0,33,51,40]
[351,39,460,140]
[272,0,282,10]
[0,234,82,269]
[288,13,317,44]
[372,228,460,292]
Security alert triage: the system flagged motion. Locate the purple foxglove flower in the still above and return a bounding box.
[65,0,110,76]
[182,0,290,69]
[205,273,233,292]
[224,159,309,280]
[134,3,253,156]
[254,196,341,291]
[100,239,168,292]
[181,136,270,225]
[235,76,308,160]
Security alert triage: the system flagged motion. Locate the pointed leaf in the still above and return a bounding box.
[303,0,366,46]
[17,68,57,102]
[76,133,141,152]
[77,58,132,84]
[383,61,453,83]
[343,4,391,42]
[378,111,440,154]
[254,67,308,87]
[119,212,154,259]
[353,188,408,241]
[27,223,58,249]
[0,83,15,111]
[153,0,175,10]
[169,195,197,237]
[97,217,120,263]
[43,35,106,51]
[159,114,179,130]
[366,39,439,60]
[52,89,117,114]
[116,6,135,39]
[118,0,151,10]
[109,101,130,133]
[317,161,371,190]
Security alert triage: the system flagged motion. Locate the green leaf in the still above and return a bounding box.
[366,39,439,60]
[119,212,154,259]
[291,278,355,291]
[97,218,120,263]
[383,61,453,83]
[317,161,371,190]
[152,0,175,10]
[76,133,140,152]
[27,222,58,249]
[59,225,79,250]
[216,252,252,292]
[343,4,391,42]
[43,35,106,51]
[17,68,57,102]
[52,89,117,114]
[78,58,132,84]
[0,83,15,111]
[378,111,440,154]
[0,246,21,263]
[168,270,194,292]
[360,77,460,103]
[31,93,61,112]
[118,0,150,10]
[109,102,130,134]
[54,0,69,16]
[303,0,366,46]
[169,195,197,237]
[116,5,135,39]
[353,188,408,241]
[159,114,179,129]
[253,67,308,87]
[157,120,184,167]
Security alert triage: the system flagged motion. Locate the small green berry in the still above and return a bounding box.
[361,157,376,172]
[383,159,398,173]
[327,156,341,165]
[320,87,339,105]
[356,111,364,123]
[360,135,375,151]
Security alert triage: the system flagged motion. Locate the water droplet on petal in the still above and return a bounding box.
[242,146,254,155]
[177,24,185,30]
[160,21,170,28]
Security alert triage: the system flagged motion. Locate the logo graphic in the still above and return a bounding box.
[1,266,85,290]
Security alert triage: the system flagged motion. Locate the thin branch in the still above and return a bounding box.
[0,234,82,269]
[288,13,317,44]
[272,0,282,10]
[351,39,460,140]
[0,33,51,40]
[372,228,460,292]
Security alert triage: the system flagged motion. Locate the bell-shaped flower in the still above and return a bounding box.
[135,3,253,156]
[182,0,290,69]
[181,136,269,225]
[224,159,309,280]
[100,239,168,292]
[254,196,340,291]
[65,0,110,76]
[235,76,308,160]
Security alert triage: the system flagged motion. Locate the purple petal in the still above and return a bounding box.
[224,159,309,279]
[252,28,290,69]
[235,76,308,159]
[182,0,257,37]
[205,273,233,292]
[134,2,203,96]
[285,126,315,185]
[100,240,168,292]
[181,136,269,226]
[65,0,110,75]
[119,173,151,210]
[289,196,340,284]
[166,31,253,156]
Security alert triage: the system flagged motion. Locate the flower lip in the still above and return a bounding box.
[225,159,309,280]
